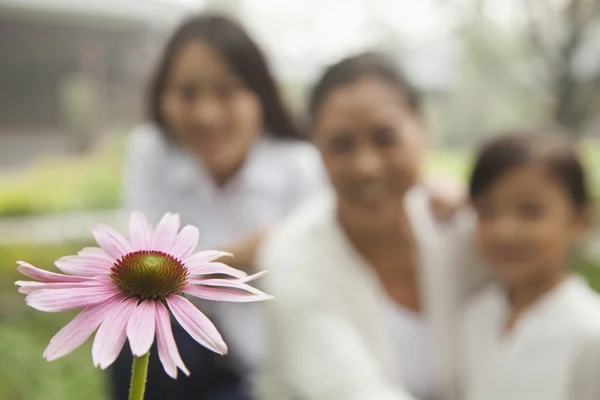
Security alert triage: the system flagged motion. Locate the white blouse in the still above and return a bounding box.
[461,276,600,400]
[123,124,326,377]
[387,302,439,400]
[257,187,489,400]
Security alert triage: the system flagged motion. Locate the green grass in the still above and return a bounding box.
[0,137,124,217]
[0,242,108,400]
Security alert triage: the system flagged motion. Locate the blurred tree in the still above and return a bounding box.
[525,0,600,135]
[428,3,550,146]
[58,73,95,154]
[444,0,600,138]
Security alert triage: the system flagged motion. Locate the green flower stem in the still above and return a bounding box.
[129,352,150,400]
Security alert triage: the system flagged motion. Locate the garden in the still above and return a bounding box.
[1,138,599,399]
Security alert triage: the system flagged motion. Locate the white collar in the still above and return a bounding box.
[165,136,285,197]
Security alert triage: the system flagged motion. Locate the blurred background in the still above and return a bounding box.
[0,0,599,399]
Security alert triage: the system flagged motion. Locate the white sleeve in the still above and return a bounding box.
[122,125,166,223]
[568,334,600,400]
[257,244,416,400]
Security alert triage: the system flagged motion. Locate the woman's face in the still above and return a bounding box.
[473,164,588,287]
[313,76,426,222]
[161,40,262,183]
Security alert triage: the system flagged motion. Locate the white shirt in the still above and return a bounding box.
[123,124,326,377]
[388,303,439,400]
[461,276,600,400]
[257,187,489,400]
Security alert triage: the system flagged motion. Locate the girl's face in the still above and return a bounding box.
[161,40,262,183]
[473,164,589,287]
[312,76,426,223]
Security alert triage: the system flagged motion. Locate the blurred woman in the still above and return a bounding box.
[257,53,488,400]
[111,15,324,400]
[462,131,600,400]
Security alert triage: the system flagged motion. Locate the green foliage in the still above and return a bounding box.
[426,149,474,180]
[427,140,600,206]
[0,313,107,400]
[0,242,107,400]
[575,256,600,293]
[0,143,123,217]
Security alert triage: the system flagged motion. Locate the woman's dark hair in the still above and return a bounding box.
[308,52,422,120]
[469,129,589,209]
[148,14,301,139]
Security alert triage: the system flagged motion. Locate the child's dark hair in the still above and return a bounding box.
[148,14,301,140]
[469,129,589,209]
[308,52,422,120]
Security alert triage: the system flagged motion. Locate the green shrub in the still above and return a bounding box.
[0,138,124,217]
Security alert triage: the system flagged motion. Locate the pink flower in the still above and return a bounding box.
[15,212,272,379]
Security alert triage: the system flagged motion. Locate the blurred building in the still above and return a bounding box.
[0,0,199,168]
[0,0,465,169]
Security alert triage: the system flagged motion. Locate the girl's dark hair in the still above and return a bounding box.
[469,129,589,209]
[148,14,301,139]
[308,52,422,120]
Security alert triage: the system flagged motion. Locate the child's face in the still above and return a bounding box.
[473,164,588,287]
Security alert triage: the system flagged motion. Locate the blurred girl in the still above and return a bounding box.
[111,14,324,400]
[462,131,600,400]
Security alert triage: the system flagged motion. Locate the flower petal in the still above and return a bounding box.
[166,295,227,355]
[16,261,89,283]
[185,250,233,268]
[16,280,97,295]
[16,281,45,294]
[43,294,126,361]
[186,262,247,278]
[239,270,268,283]
[129,212,154,250]
[126,300,157,357]
[190,275,266,294]
[155,303,189,379]
[26,281,121,312]
[92,224,132,260]
[151,213,180,251]
[92,298,137,369]
[54,255,113,276]
[78,247,114,262]
[170,225,199,260]
[183,285,273,303]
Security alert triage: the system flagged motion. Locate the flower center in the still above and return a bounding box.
[110,250,188,301]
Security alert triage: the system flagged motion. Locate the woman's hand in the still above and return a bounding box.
[424,175,467,223]
[219,230,268,272]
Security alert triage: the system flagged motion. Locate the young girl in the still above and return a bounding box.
[461,131,600,400]
[111,14,325,400]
